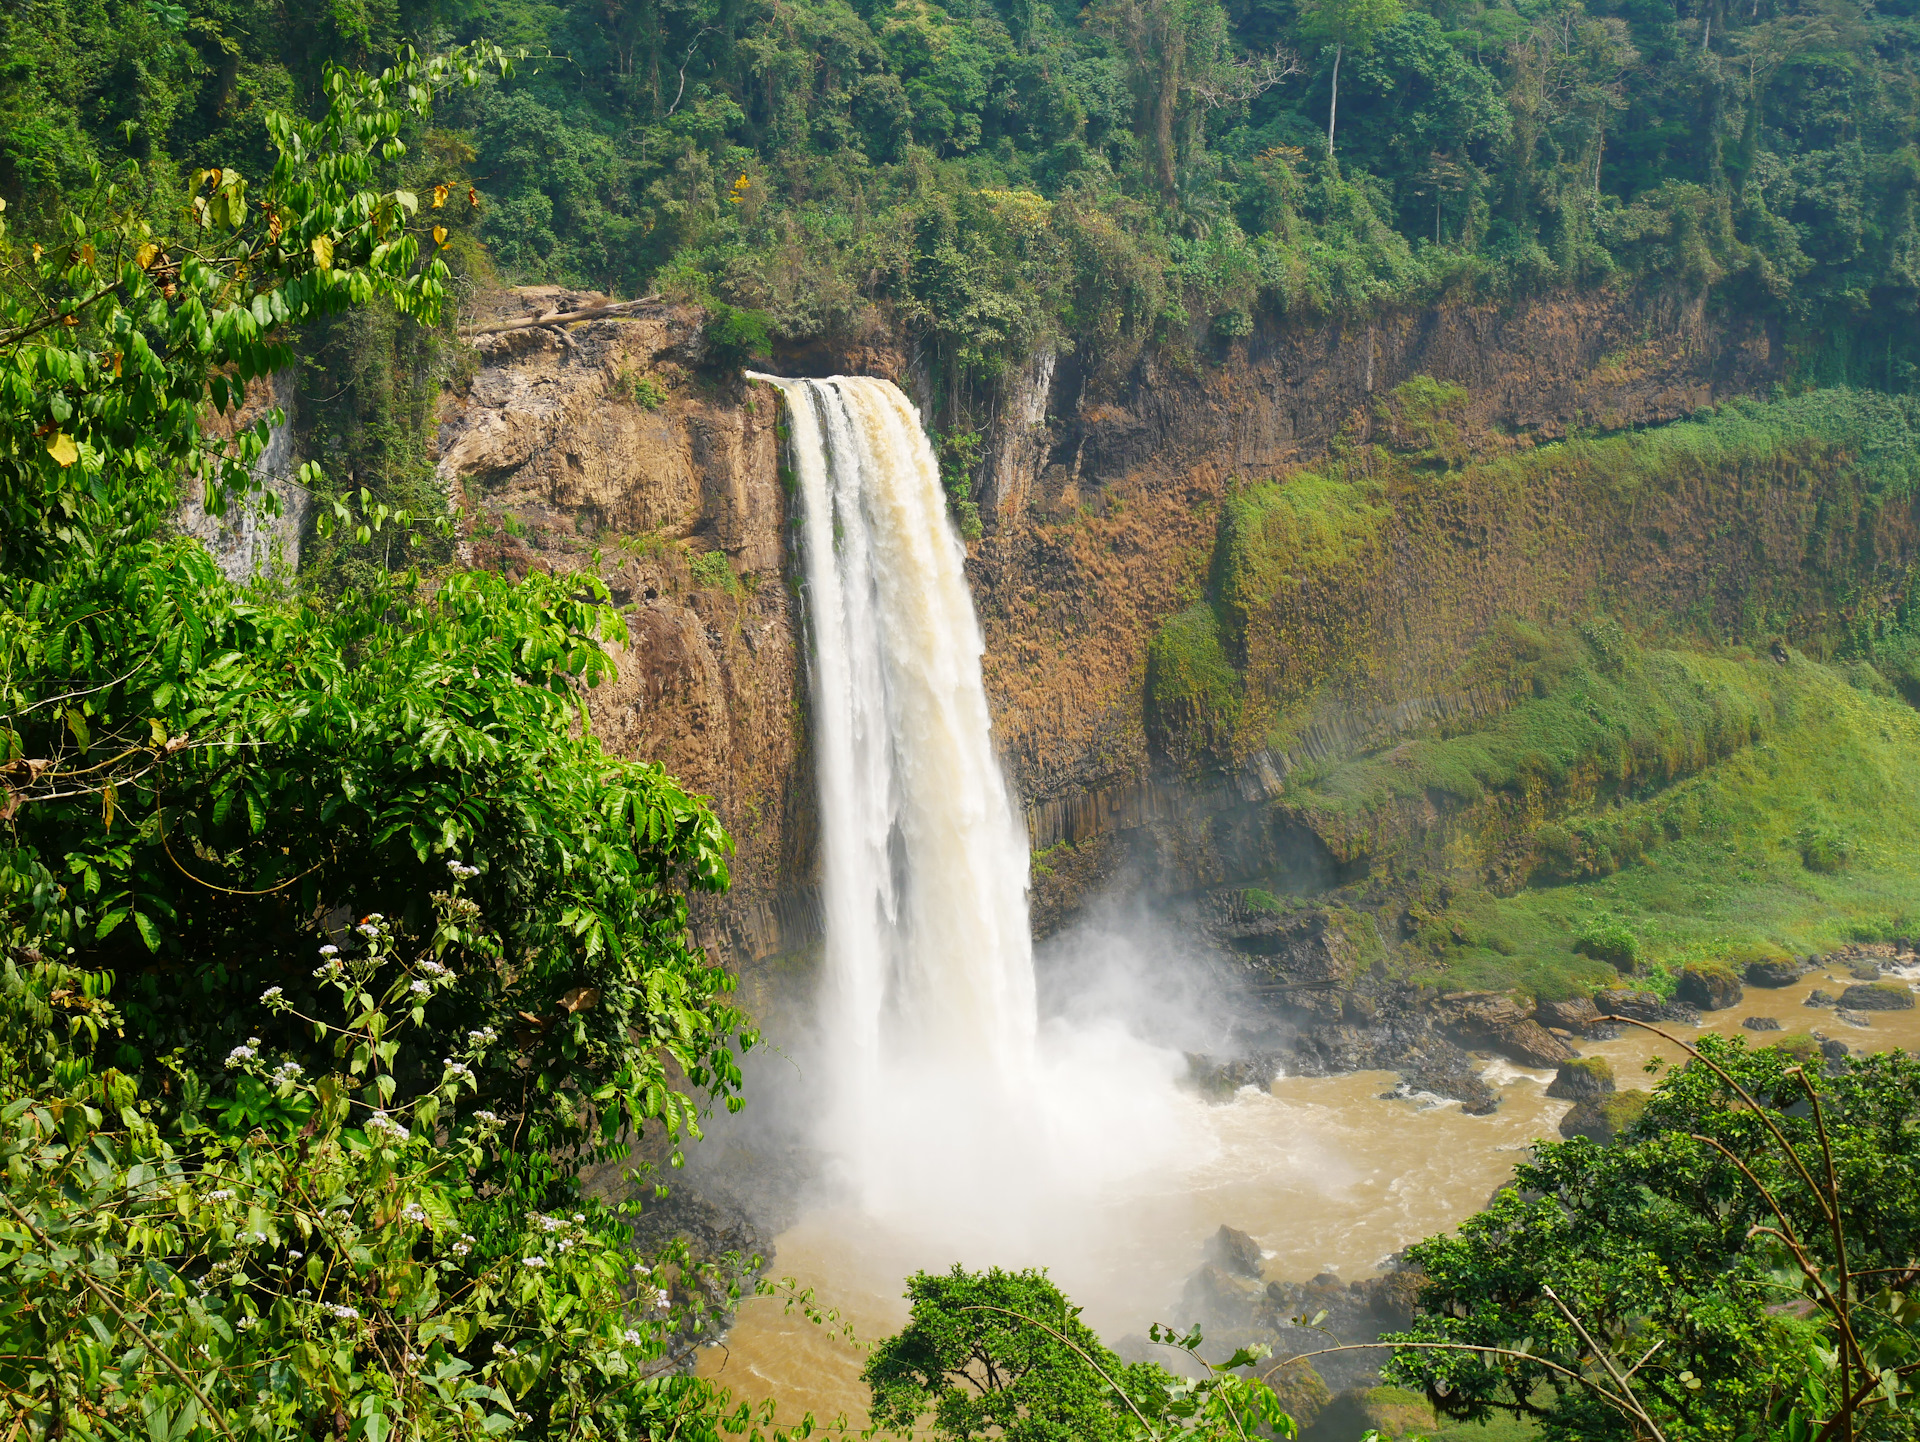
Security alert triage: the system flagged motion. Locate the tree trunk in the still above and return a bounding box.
[1327,42,1343,157]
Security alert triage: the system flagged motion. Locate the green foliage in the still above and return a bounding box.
[1,908,767,1441]
[689,548,740,592]
[8,0,1919,455]
[865,1266,1298,1441]
[1146,601,1244,762]
[630,372,668,410]
[1573,914,1641,971]
[1386,1037,1920,1441]
[0,47,771,1442]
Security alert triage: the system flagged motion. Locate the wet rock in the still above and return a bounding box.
[1840,982,1914,1011]
[1207,1224,1266,1279]
[1290,1015,1498,1113]
[1822,1037,1854,1068]
[1675,964,1743,1012]
[1432,990,1530,1036]
[1746,958,1806,988]
[1216,906,1358,989]
[1804,988,1837,1008]
[1186,1052,1282,1099]
[1546,1056,1614,1100]
[1849,966,1884,981]
[1536,996,1602,1033]
[1490,1019,1576,1067]
[1264,1360,1333,1431]
[1835,1009,1873,1029]
[1743,1015,1783,1031]
[1182,1264,1263,1332]
[1560,1090,1649,1144]
[1595,988,1700,1025]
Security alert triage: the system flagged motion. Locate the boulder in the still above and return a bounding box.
[1433,991,1531,1034]
[1746,958,1806,988]
[1675,964,1744,1012]
[1181,1264,1261,1331]
[1491,1019,1577,1068]
[1264,1360,1333,1431]
[1206,1224,1265,1279]
[1559,1090,1649,1144]
[1835,1009,1873,1028]
[1849,966,1884,981]
[1743,1015,1783,1031]
[1546,1056,1615,1100]
[1805,988,1837,1008]
[1595,988,1700,1024]
[1536,996,1602,1033]
[1840,982,1915,1011]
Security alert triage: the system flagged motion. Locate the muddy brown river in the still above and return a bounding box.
[698,968,1920,1428]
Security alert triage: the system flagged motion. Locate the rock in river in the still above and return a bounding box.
[1839,982,1914,1011]
[1206,1224,1265,1280]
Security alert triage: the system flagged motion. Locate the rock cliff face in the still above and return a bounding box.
[433,288,812,963]
[436,285,1812,973]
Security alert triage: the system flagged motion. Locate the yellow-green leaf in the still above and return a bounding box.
[46,433,78,467]
[310,234,333,269]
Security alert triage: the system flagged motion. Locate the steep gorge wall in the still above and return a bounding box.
[436,284,1829,965]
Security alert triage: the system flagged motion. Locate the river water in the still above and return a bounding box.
[700,967,1920,1427]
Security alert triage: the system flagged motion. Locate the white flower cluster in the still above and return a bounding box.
[365,1111,410,1143]
[259,986,283,1004]
[621,1329,645,1347]
[287,1249,304,1261]
[244,1230,270,1246]
[643,1286,671,1311]
[521,1255,549,1271]
[471,1110,500,1126]
[355,914,386,941]
[269,1059,304,1085]
[446,859,481,881]
[322,1303,360,1321]
[535,1214,567,1233]
[466,1026,497,1046]
[224,1041,259,1069]
[419,958,450,978]
[442,1059,474,1083]
[409,979,431,996]
[207,1188,236,1204]
[402,1203,428,1224]
[451,1234,475,1258]
[235,1315,258,1332]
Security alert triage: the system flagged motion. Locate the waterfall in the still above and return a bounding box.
[750,373,1040,1211]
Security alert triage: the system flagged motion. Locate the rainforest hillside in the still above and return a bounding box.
[6,0,1919,414]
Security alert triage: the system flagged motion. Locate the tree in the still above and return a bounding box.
[0,41,770,1442]
[1383,1031,1920,1441]
[1295,0,1405,158]
[865,1266,1296,1441]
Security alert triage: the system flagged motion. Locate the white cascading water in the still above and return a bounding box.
[748,373,1206,1274]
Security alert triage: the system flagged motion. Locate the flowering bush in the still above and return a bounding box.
[0,893,779,1441]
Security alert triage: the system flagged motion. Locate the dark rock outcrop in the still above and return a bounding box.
[1560,1090,1649,1144]
[1746,959,1807,988]
[1595,989,1700,1025]
[1546,1057,1614,1100]
[1536,996,1602,1033]
[1207,1225,1266,1279]
[1839,982,1914,1011]
[1805,988,1838,1008]
[1675,964,1744,1012]
[1743,1015,1784,1031]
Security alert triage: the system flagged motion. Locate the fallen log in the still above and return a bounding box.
[461,295,664,338]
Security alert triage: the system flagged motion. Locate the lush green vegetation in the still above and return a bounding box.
[863,1266,1297,1440]
[0,48,787,1441]
[1386,1033,1920,1441]
[5,0,1919,435]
